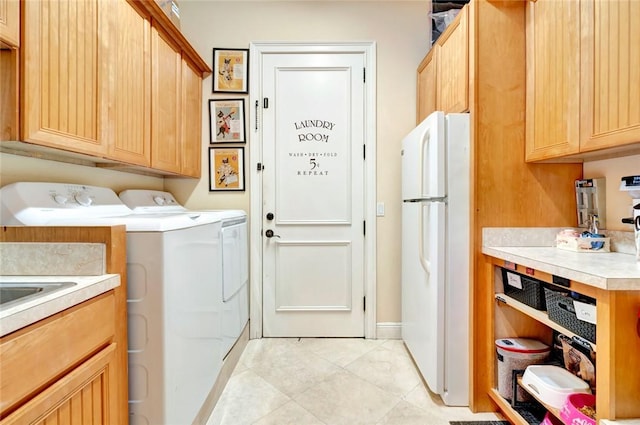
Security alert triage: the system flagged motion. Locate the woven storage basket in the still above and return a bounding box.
[501,269,546,310]
[544,287,596,343]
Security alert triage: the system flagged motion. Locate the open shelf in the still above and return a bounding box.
[494,293,597,352]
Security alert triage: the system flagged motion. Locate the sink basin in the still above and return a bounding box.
[0,282,77,309]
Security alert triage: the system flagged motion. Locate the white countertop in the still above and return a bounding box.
[0,274,120,337]
[482,228,640,291]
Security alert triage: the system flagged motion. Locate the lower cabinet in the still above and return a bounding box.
[0,292,123,424]
[1,344,118,425]
[484,256,640,424]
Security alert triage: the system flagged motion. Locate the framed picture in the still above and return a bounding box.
[209,99,246,143]
[212,48,249,93]
[209,147,245,191]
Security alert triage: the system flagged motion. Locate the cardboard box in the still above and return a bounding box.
[155,0,180,29]
[556,234,610,252]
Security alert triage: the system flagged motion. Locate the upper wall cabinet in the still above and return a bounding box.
[181,59,204,178]
[416,5,469,122]
[0,0,19,47]
[21,0,110,157]
[436,5,469,114]
[14,0,210,177]
[107,0,151,167]
[580,0,640,153]
[151,26,183,174]
[417,47,437,123]
[526,0,640,162]
[525,0,581,161]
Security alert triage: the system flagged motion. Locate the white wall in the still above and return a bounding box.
[172,0,432,323]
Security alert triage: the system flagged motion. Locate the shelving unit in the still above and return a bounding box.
[482,255,640,423]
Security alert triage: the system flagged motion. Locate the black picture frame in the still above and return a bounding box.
[212,48,249,94]
[208,147,245,191]
[208,98,246,143]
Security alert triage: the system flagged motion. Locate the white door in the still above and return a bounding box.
[259,50,366,337]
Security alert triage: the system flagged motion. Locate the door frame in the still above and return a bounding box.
[248,41,377,339]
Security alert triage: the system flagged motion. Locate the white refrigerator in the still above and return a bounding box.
[401,111,470,406]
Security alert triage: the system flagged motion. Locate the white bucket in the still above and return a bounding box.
[495,338,550,401]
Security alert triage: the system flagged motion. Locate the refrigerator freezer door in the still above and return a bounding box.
[401,199,446,394]
[401,111,446,200]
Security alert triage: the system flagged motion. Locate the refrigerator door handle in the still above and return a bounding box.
[418,202,431,273]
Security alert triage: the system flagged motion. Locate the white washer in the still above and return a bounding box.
[0,182,224,425]
[119,189,249,358]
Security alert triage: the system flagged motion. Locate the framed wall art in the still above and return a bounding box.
[209,98,246,143]
[212,48,249,93]
[208,147,245,191]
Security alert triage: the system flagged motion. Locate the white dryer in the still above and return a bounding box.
[0,182,224,425]
[119,189,249,358]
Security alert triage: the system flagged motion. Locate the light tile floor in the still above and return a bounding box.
[206,338,504,425]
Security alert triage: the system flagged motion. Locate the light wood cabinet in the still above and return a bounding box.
[580,0,640,153]
[416,48,437,124]
[0,294,119,424]
[526,0,640,161]
[0,226,129,425]
[0,0,19,47]
[107,0,151,167]
[151,26,182,174]
[21,0,109,157]
[483,256,640,423]
[12,0,210,177]
[181,59,204,178]
[436,5,468,113]
[1,344,118,425]
[525,0,581,161]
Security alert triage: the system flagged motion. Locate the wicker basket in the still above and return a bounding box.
[501,269,547,310]
[544,287,596,343]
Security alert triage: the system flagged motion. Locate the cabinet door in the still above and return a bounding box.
[0,0,19,47]
[106,0,151,167]
[0,344,119,425]
[580,0,640,152]
[181,59,202,178]
[436,5,469,113]
[151,26,182,174]
[525,0,581,161]
[417,48,437,124]
[21,0,108,156]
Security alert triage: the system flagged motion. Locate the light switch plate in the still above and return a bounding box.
[376,202,385,217]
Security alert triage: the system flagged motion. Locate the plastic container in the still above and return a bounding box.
[521,365,591,409]
[495,338,550,401]
[560,393,596,425]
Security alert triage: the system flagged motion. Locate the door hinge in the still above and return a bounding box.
[363,144,366,160]
[257,162,264,171]
[263,98,269,109]
[363,67,366,83]
[363,220,366,235]
[363,296,366,311]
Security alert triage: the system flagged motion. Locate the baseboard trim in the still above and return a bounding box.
[376,322,402,339]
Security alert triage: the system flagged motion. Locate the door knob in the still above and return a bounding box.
[265,229,280,238]
[266,212,275,220]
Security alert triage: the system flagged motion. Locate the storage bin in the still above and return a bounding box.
[495,338,550,401]
[501,268,546,310]
[544,288,597,343]
[521,365,591,409]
